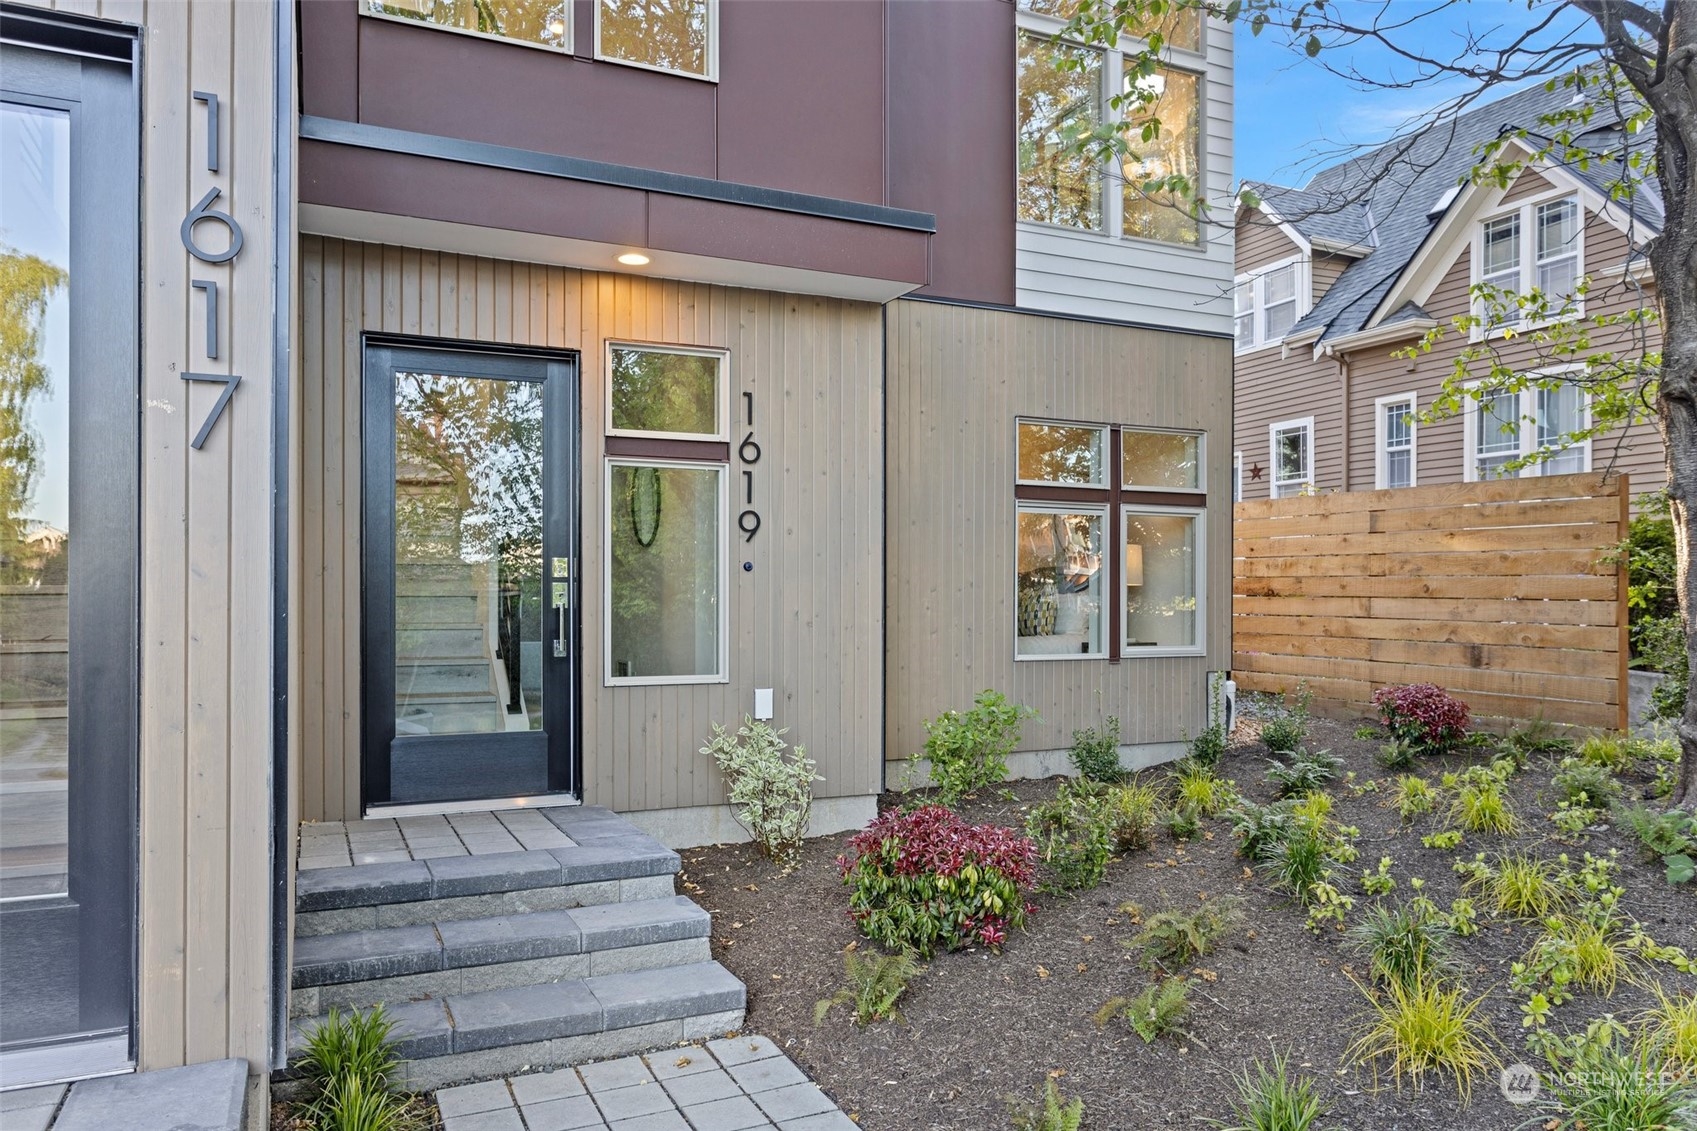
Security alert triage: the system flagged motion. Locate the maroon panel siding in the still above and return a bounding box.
[300,141,930,285]
[353,12,718,177]
[886,0,1016,305]
[716,0,885,203]
[299,0,360,121]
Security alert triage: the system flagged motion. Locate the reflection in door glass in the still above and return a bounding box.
[1,102,72,904]
[394,373,545,737]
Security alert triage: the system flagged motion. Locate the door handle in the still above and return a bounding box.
[552,582,568,658]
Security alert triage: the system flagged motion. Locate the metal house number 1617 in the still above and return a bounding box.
[180,90,243,452]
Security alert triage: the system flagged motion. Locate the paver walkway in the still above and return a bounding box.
[298,808,577,868]
[433,1035,856,1131]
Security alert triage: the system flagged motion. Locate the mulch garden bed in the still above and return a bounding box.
[683,715,1697,1131]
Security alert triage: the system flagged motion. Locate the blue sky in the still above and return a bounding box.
[1234,1,1598,188]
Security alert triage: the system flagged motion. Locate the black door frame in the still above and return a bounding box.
[360,336,581,809]
[0,8,139,1080]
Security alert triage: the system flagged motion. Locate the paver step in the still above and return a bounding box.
[293,809,681,936]
[285,962,747,1094]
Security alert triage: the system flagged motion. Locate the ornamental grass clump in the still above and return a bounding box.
[1373,683,1471,758]
[838,804,1035,957]
[702,717,821,870]
[1212,1052,1333,1131]
[295,1006,422,1131]
[1345,971,1498,1103]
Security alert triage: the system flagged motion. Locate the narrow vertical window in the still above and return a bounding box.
[1015,507,1106,658]
[1121,65,1200,246]
[1233,277,1254,349]
[1376,395,1416,489]
[1016,33,1104,230]
[1471,385,1521,480]
[603,343,730,684]
[1536,381,1588,474]
[1262,263,1298,340]
[1269,418,1313,498]
[1535,197,1580,300]
[1122,508,1202,652]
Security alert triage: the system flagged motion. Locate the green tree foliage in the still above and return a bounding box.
[0,244,66,573]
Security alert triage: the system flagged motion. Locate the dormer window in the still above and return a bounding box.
[1473,193,1582,333]
[1233,256,1305,351]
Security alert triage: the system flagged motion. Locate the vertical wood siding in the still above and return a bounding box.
[884,300,1233,760]
[35,0,283,1072]
[298,239,883,820]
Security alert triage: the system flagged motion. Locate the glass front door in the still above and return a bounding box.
[0,34,139,1088]
[363,345,577,807]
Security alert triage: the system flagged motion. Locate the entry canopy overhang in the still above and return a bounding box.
[300,116,936,304]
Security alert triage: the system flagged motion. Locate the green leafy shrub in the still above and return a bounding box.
[1098,975,1192,1043]
[1345,974,1498,1101]
[702,717,820,869]
[1026,781,1113,891]
[296,1006,415,1131]
[1103,777,1161,851]
[1344,904,1459,990]
[1496,719,1577,769]
[1360,856,1397,897]
[814,947,922,1026]
[1377,738,1417,771]
[1211,1052,1332,1131]
[1127,896,1245,972]
[839,805,1035,957]
[1259,713,1306,756]
[922,690,1034,805]
[1373,683,1471,757]
[1266,750,1341,799]
[1007,1078,1085,1131]
[1068,715,1123,783]
[1444,763,1517,835]
[1616,803,1697,886]
[1421,829,1463,850]
[1188,723,1228,770]
[1636,612,1691,722]
[1552,756,1622,809]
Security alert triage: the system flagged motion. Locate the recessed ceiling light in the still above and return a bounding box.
[617,252,651,266]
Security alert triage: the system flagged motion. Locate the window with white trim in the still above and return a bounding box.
[1234,257,1305,351]
[1015,3,1205,246]
[1473,193,1582,332]
[1374,393,1417,489]
[604,342,731,685]
[1464,376,1591,481]
[1269,417,1313,497]
[1014,418,1206,659]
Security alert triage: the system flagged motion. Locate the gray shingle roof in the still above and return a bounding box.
[1248,75,1660,346]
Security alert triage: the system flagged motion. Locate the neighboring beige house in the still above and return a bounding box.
[1234,79,1665,502]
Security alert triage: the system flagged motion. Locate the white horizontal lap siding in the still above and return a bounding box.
[1015,17,1234,332]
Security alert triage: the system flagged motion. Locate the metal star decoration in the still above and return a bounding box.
[1249,463,1264,480]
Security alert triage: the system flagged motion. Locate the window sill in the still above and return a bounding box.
[1014,650,1110,662]
[1234,337,1299,358]
[592,52,717,83]
[1018,219,1209,254]
[1121,645,1205,659]
[605,673,729,688]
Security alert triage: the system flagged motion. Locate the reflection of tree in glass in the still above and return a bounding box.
[0,244,66,585]
[1122,68,1199,245]
[1018,0,1199,50]
[394,374,542,588]
[609,464,717,678]
[1021,424,1101,484]
[369,0,569,48]
[1124,515,1196,621]
[1018,34,1102,229]
[611,349,717,435]
[600,0,710,73]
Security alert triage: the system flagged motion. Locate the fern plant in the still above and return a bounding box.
[1097,975,1192,1043]
[702,716,821,869]
[814,947,922,1026]
[1128,896,1245,972]
[1007,1078,1085,1131]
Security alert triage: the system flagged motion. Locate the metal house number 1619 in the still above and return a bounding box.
[180,90,243,452]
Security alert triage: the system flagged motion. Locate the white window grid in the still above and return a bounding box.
[1234,256,1308,353]
[1374,392,1417,490]
[1472,191,1584,337]
[1463,374,1592,482]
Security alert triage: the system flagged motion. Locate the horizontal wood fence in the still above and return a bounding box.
[1232,473,1629,731]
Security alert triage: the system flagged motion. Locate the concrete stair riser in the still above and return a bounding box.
[293,873,676,936]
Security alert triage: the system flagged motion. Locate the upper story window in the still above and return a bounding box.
[364,0,573,52]
[1234,257,1304,351]
[597,0,716,79]
[1016,3,1205,247]
[1464,377,1590,482]
[363,0,719,79]
[1474,193,1581,332]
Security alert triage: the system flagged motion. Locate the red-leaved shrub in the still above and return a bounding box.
[837,804,1036,956]
[1373,683,1471,756]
